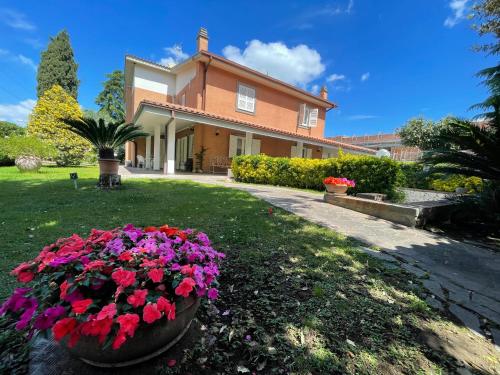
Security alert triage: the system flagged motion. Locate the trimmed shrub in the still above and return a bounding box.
[232,154,404,199]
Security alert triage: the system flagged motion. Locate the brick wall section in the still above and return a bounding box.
[204,66,326,138]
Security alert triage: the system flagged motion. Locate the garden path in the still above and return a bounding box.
[120,167,500,346]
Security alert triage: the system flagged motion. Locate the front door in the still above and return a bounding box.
[175,135,193,170]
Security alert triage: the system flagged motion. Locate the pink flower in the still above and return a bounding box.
[143,303,161,324]
[97,303,116,320]
[207,288,219,300]
[127,289,148,308]
[112,268,136,287]
[147,268,163,283]
[174,277,196,298]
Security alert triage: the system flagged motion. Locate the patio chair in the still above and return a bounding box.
[136,155,145,168]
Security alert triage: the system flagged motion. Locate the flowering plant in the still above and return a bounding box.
[0,224,224,350]
[323,177,356,187]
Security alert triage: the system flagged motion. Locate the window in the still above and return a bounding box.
[236,137,244,156]
[237,83,256,113]
[298,104,319,128]
[229,135,261,157]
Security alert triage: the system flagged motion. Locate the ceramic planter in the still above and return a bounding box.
[98,158,120,175]
[63,296,200,367]
[324,184,348,195]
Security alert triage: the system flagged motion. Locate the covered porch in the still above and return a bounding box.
[125,102,365,175]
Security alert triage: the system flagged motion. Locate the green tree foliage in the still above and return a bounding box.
[27,85,90,166]
[396,117,456,150]
[95,70,125,122]
[471,0,500,55]
[61,117,146,159]
[0,136,57,160]
[37,30,79,99]
[0,121,25,138]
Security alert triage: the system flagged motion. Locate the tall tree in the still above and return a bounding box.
[37,30,79,99]
[471,0,500,55]
[95,70,125,122]
[27,85,90,166]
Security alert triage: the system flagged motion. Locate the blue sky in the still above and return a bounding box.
[0,0,495,136]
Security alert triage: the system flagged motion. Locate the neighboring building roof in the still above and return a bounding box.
[137,100,375,154]
[125,53,336,109]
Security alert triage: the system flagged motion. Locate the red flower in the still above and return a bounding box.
[80,316,114,344]
[97,303,117,320]
[159,225,178,237]
[59,280,70,300]
[112,332,127,350]
[11,263,34,283]
[52,317,77,341]
[118,251,133,262]
[141,259,159,268]
[71,299,93,314]
[180,265,193,276]
[117,313,140,337]
[84,260,106,271]
[157,296,176,320]
[175,277,196,298]
[167,359,176,367]
[143,303,161,324]
[127,289,148,308]
[148,268,163,283]
[112,268,136,287]
[144,226,158,233]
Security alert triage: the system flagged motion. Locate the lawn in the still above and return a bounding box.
[0,166,496,374]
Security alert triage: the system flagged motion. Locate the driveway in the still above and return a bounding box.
[120,168,500,344]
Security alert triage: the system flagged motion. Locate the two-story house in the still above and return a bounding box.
[124,28,375,174]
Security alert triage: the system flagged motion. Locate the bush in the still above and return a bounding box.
[400,162,431,189]
[232,154,404,199]
[0,136,57,160]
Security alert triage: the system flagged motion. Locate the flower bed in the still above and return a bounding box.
[323,177,356,187]
[0,224,224,353]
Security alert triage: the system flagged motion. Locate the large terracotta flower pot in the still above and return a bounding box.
[63,297,200,367]
[98,158,120,175]
[324,184,348,195]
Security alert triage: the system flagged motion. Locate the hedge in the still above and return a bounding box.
[231,154,404,199]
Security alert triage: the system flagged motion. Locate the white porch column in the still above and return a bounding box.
[166,120,176,174]
[244,132,253,155]
[145,136,152,169]
[296,141,304,158]
[153,126,161,170]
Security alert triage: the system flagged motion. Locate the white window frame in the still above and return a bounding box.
[181,93,186,106]
[236,83,256,114]
[298,104,319,128]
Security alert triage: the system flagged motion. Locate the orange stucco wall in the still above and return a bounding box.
[204,66,326,138]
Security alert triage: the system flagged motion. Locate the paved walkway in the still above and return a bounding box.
[120,168,500,344]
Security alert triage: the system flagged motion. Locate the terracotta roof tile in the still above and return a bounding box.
[138,100,376,154]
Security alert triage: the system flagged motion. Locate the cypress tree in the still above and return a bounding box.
[37,30,79,99]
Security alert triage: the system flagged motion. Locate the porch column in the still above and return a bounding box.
[145,136,152,169]
[153,126,161,170]
[166,120,176,174]
[296,141,304,158]
[244,132,253,155]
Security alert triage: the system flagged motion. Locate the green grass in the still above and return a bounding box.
[0,166,473,374]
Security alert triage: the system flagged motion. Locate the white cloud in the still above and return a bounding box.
[444,0,469,28]
[159,44,189,67]
[0,99,36,125]
[348,114,378,120]
[346,0,354,14]
[310,84,320,95]
[222,40,325,86]
[0,9,35,30]
[327,73,346,82]
[361,72,370,82]
[0,49,37,71]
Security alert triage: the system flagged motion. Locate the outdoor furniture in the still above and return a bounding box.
[136,155,145,168]
[209,156,231,174]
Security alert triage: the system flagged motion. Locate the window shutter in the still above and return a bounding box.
[306,148,313,158]
[291,145,297,158]
[251,139,261,155]
[308,108,318,127]
[298,104,306,126]
[187,134,194,158]
[229,135,237,157]
[247,87,256,112]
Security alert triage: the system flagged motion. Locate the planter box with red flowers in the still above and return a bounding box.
[0,224,224,367]
[323,177,356,194]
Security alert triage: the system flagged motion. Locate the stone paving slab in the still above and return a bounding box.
[120,169,500,342]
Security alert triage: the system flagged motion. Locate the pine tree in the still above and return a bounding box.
[37,30,79,99]
[95,70,125,122]
[27,85,90,166]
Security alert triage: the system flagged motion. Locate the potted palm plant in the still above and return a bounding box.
[62,117,147,182]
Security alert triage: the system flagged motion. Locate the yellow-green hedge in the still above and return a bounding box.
[232,154,404,198]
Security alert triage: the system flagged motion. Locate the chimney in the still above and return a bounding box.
[320,85,328,100]
[197,27,209,52]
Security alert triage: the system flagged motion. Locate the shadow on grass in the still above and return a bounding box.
[0,176,496,374]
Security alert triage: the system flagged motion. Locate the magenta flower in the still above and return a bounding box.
[207,288,219,300]
[34,305,66,330]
